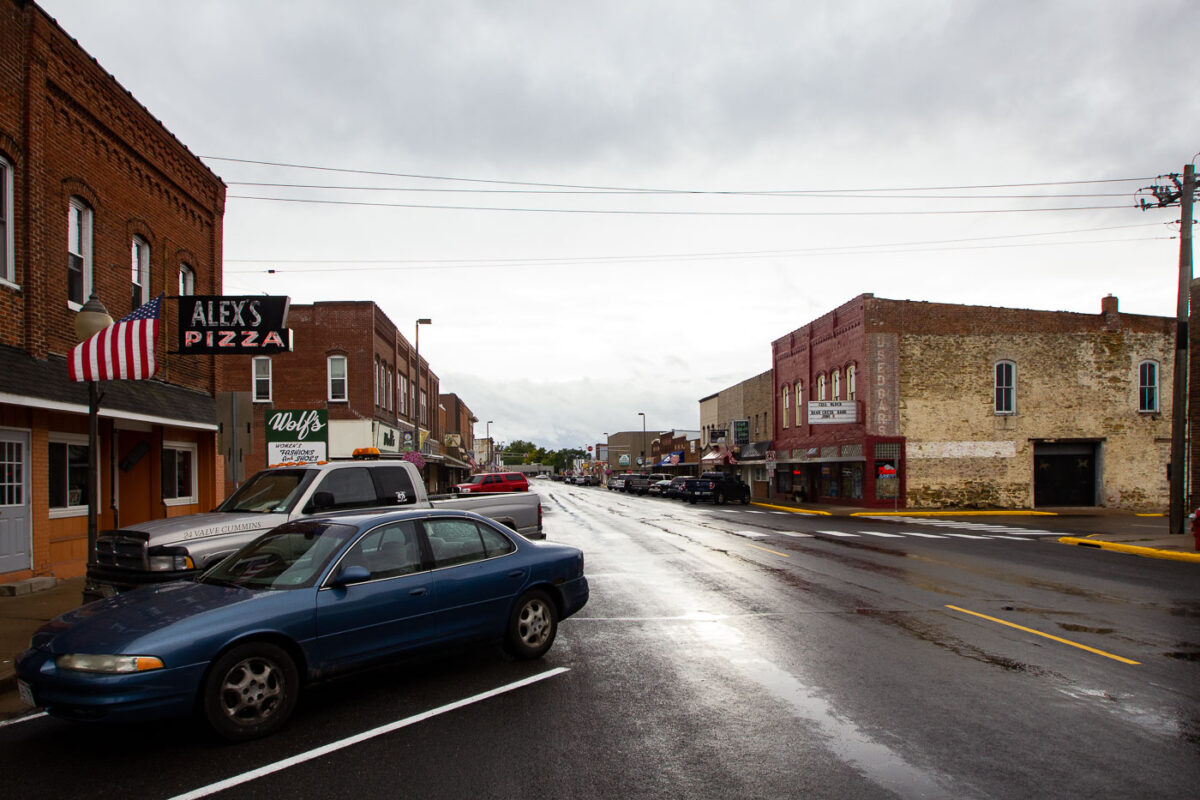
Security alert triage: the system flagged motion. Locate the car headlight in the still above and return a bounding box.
[56,654,164,673]
[147,546,194,572]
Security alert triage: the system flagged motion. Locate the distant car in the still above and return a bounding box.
[666,476,689,499]
[608,474,629,491]
[648,479,672,496]
[452,472,530,494]
[550,474,564,482]
[16,509,588,741]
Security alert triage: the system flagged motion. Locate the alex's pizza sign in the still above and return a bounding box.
[177,296,291,354]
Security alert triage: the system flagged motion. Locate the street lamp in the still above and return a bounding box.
[486,420,493,470]
[638,412,646,471]
[74,291,113,569]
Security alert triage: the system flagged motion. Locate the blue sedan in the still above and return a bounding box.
[16,509,588,740]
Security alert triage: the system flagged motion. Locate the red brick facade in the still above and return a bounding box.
[0,1,226,581]
[215,301,443,496]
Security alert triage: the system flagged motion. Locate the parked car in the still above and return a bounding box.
[17,509,588,741]
[608,474,630,491]
[453,472,530,494]
[666,476,690,499]
[623,474,652,495]
[682,472,752,505]
[85,459,542,601]
[648,479,672,496]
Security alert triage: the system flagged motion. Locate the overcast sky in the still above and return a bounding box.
[37,0,1200,450]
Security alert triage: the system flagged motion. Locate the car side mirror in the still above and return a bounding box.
[332,564,371,586]
[307,491,335,512]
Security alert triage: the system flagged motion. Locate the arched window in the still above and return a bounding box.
[795,381,803,426]
[832,369,841,400]
[131,236,149,309]
[68,197,93,307]
[782,385,790,429]
[994,361,1016,414]
[1138,360,1159,413]
[817,374,827,401]
[847,365,856,401]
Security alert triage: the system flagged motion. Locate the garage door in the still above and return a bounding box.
[1033,442,1097,507]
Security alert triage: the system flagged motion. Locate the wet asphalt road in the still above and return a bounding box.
[1,483,1196,799]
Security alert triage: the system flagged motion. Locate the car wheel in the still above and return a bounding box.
[741,494,751,505]
[715,491,725,505]
[688,497,696,504]
[504,590,558,659]
[202,642,299,741]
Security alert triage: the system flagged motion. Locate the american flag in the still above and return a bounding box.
[69,294,162,382]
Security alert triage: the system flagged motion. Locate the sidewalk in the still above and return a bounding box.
[2,507,1196,721]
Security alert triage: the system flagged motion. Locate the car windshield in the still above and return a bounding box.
[466,475,488,484]
[199,520,358,590]
[217,469,314,513]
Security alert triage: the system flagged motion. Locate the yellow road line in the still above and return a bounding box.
[747,543,790,558]
[945,605,1139,665]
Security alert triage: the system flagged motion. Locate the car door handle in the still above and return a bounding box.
[507,570,524,579]
[410,587,428,596]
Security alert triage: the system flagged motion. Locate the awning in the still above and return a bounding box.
[701,449,737,465]
[657,450,685,466]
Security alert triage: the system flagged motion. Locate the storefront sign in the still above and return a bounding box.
[177,296,291,354]
[265,409,327,464]
[807,401,858,425]
[733,419,750,446]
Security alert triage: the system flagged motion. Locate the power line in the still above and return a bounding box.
[203,154,1152,195]
[226,192,1135,216]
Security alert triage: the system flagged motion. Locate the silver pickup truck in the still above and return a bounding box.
[84,459,543,600]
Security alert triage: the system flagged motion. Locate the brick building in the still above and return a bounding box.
[697,370,774,497]
[215,301,443,493]
[0,1,226,582]
[649,429,701,475]
[771,294,1174,510]
[438,392,477,484]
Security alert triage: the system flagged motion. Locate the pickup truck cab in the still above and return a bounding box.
[683,472,752,505]
[85,459,542,601]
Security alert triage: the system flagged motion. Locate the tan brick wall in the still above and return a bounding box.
[898,331,1173,510]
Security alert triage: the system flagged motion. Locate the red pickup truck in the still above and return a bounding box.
[452,472,530,494]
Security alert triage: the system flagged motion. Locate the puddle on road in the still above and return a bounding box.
[685,617,972,800]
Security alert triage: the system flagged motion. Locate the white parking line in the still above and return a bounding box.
[858,531,905,538]
[734,530,770,539]
[941,533,992,539]
[167,668,570,800]
[893,531,947,538]
[776,531,814,538]
[816,530,859,537]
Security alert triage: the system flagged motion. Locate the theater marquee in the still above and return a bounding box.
[176,295,291,354]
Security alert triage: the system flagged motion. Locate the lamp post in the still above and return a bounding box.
[486,420,493,471]
[638,412,646,471]
[74,291,113,568]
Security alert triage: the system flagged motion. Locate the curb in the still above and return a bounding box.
[749,502,831,515]
[1057,536,1200,563]
[852,510,1058,517]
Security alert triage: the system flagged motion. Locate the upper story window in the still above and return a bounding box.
[994,361,1016,415]
[68,198,93,308]
[847,365,856,401]
[832,369,841,400]
[817,374,827,401]
[0,156,13,286]
[386,368,393,412]
[399,375,408,415]
[794,381,803,426]
[179,263,195,296]
[328,355,348,402]
[1138,360,1159,413]
[252,357,272,402]
[131,236,150,309]
[420,389,428,426]
[374,359,380,407]
[781,385,790,429]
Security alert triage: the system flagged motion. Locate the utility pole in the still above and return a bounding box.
[1139,163,1196,534]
